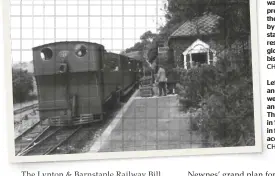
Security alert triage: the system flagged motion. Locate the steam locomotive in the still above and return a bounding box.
[32,41,143,126]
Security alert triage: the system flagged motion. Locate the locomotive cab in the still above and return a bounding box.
[33,41,105,126]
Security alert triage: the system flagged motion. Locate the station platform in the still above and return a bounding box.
[90,90,205,152]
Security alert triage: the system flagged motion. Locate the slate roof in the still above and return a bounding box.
[170,13,222,38]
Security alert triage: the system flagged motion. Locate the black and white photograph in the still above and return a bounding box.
[6,0,261,162]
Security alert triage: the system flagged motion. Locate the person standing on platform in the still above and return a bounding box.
[167,68,176,94]
[156,65,167,96]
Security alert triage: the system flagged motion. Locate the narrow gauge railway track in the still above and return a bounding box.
[18,126,82,156]
[14,120,49,155]
[51,89,137,155]
[14,103,38,115]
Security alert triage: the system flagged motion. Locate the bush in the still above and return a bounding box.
[194,82,254,147]
[177,64,218,107]
[12,68,34,103]
[178,56,255,147]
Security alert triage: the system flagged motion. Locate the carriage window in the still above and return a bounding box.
[40,47,53,60]
[75,44,87,57]
[104,57,120,72]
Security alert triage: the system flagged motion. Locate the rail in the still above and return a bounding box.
[14,103,38,115]
[17,126,82,156]
[44,126,82,155]
[14,119,49,155]
[17,127,62,156]
[14,120,41,140]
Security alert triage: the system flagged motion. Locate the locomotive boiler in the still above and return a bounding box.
[32,41,142,126]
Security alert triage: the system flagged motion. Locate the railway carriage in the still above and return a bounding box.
[33,41,142,126]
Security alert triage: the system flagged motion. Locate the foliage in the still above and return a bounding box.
[177,53,254,146]
[125,30,157,54]
[124,30,161,73]
[140,31,158,42]
[124,0,251,66]
[124,42,145,53]
[161,0,250,44]
[147,41,158,64]
[180,64,218,106]
[12,68,34,103]
[162,0,253,146]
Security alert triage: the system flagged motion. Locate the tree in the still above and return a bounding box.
[147,40,158,64]
[12,68,34,103]
[123,30,160,72]
[125,42,145,53]
[161,0,250,46]
[140,31,157,42]
[124,30,158,54]
[161,0,253,146]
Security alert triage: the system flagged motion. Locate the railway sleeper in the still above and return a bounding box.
[44,126,82,155]
[18,127,62,156]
